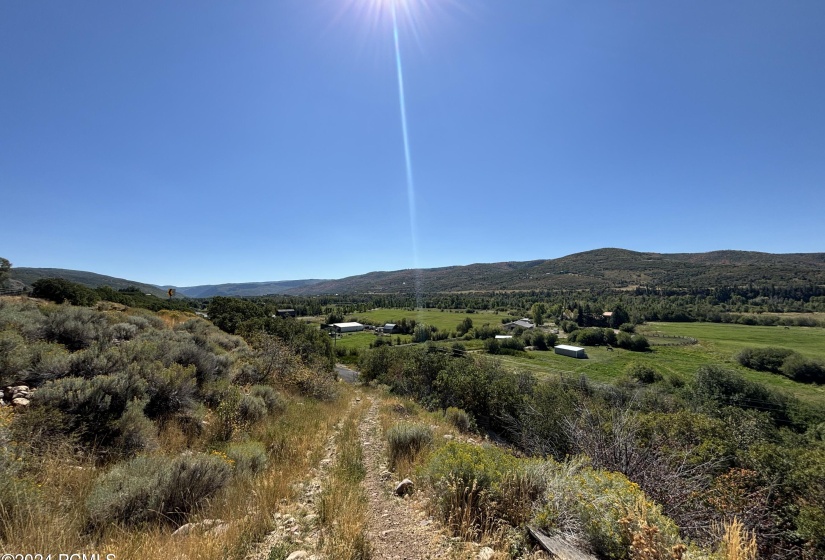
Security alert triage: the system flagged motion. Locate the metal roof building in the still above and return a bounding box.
[554,344,586,359]
[504,318,535,330]
[330,322,365,333]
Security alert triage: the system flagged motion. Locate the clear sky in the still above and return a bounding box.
[2,1,824,286]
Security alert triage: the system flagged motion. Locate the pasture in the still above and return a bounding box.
[351,308,509,332]
[443,321,825,404]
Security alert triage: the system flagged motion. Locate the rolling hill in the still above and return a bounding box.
[9,249,825,298]
[169,279,328,298]
[10,268,170,298]
[282,248,825,295]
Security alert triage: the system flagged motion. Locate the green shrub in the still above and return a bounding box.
[43,305,107,350]
[425,442,519,494]
[232,361,265,384]
[533,462,683,560]
[33,372,150,451]
[781,354,825,384]
[226,441,268,476]
[31,278,100,306]
[213,386,242,441]
[445,407,472,433]
[386,422,433,470]
[0,299,45,339]
[67,343,126,378]
[115,399,158,454]
[736,347,795,373]
[424,442,523,535]
[137,362,198,420]
[238,394,268,425]
[86,453,232,528]
[483,338,501,354]
[625,362,662,384]
[692,365,794,427]
[125,314,151,331]
[168,340,226,386]
[249,385,285,415]
[0,330,29,381]
[629,335,650,352]
[108,322,139,341]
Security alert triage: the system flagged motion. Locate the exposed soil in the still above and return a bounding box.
[358,395,476,560]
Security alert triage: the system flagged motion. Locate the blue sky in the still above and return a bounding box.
[2,1,824,286]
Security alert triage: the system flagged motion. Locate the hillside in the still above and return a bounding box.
[284,248,825,294]
[170,279,328,298]
[12,249,825,299]
[11,267,170,298]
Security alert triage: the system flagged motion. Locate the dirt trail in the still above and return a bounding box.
[246,398,357,560]
[358,395,471,560]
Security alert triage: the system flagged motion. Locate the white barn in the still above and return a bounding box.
[330,322,365,333]
[554,344,586,359]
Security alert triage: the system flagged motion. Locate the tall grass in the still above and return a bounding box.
[317,399,371,560]
[386,422,433,471]
[0,393,352,559]
[715,518,757,560]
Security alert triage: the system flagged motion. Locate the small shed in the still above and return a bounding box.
[554,344,586,359]
[330,322,365,333]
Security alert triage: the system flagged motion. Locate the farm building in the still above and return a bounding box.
[275,309,297,318]
[383,323,400,334]
[554,344,586,359]
[504,318,535,331]
[330,322,365,333]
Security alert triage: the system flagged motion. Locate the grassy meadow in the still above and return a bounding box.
[351,308,509,332]
[427,320,825,404]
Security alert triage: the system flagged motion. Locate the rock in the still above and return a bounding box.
[286,551,309,560]
[478,546,495,560]
[9,386,30,399]
[395,478,414,496]
[172,519,226,537]
[443,434,454,440]
[12,398,30,407]
[380,470,393,481]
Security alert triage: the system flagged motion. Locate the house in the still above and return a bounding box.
[495,335,513,339]
[554,344,586,359]
[329,322,365,333]
[504,318,535,331]
[275,309,297,318]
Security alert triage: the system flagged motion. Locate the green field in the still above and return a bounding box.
[639,322,825,361]
[331,331,412,351]
[326,310,825,404]
[432,321,825,404]
[350,308,510,332]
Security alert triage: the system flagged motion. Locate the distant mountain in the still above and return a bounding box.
[170,279,328,298]
[11,268,169,298]
[283,249,825,295]
[10,249,825,299]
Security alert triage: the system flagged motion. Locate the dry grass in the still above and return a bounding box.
[318,397,371,560]
[0,390,352,559]
[157,309,196,328]
[715,517,757,560]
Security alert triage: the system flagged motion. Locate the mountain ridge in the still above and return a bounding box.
[9,248,825,297]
